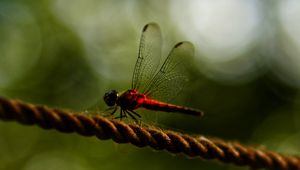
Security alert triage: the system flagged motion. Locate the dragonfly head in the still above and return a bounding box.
[103,90,118,106]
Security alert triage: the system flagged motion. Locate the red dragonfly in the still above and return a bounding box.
[103,22,203,121]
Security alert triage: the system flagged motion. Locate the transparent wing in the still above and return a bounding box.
[143,41,195,102]
[131,22,162,91]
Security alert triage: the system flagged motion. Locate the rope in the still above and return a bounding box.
[0,97,299,170]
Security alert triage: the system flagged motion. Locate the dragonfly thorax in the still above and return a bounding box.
[117,89,146,110]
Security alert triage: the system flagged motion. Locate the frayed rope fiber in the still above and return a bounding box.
[0,97,299,170]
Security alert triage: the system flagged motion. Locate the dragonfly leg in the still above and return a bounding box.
[129,110,141,118]
[104,107,114,111]
[128,110,141,124]
[125,110,139,123]
[120,109,124,120]
[103,107,118,118]
[114,108,125,120]
[122,109,129,119]
[103,106,118,114]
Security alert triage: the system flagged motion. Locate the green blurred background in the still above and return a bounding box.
[0,0,300,169]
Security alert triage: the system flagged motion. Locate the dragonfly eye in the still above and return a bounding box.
[103,90,118,106]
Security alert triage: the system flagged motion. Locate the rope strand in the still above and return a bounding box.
[0,97,299,170]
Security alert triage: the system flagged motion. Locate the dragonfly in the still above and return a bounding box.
[103,22,203,121]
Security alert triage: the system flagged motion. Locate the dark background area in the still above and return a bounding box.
[0,0,299,169]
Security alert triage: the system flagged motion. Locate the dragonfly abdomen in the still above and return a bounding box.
[142,99,203,116]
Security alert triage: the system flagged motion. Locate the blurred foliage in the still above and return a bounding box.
[0,0,300,170]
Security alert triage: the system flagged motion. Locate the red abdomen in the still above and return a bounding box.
[142,99,203,116]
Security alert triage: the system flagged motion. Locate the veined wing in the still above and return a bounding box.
[143,41,195,102]
[131,22,162,91]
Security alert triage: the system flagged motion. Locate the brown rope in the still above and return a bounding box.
[0,97,299,170]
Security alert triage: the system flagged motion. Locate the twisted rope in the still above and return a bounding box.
[0,97,299,170]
